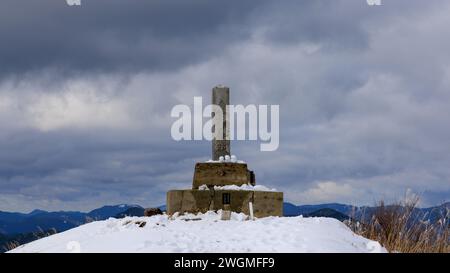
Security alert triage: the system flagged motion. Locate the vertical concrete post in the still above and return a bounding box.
[212,85,230,160]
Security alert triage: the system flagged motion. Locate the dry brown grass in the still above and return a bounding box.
[347,197,449,253]
[5,241,21,252]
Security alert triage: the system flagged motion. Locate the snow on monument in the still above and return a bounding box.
[166,85,283,218]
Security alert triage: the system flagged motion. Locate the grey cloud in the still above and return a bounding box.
[0,0,267,80]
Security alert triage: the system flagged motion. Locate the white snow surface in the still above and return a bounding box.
[206,154,245,163]
[8,211,386,253]
[198,184,277,192]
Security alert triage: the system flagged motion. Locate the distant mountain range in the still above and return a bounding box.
[0,204,143,235]
[1,202,448,252]
[283,202,449,224]
[283,202,356,217]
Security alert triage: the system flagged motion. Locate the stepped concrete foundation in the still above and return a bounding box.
[167,189,283,218]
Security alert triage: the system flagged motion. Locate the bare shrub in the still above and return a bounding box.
[347,197,449,253]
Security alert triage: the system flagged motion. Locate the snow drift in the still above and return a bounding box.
[8,211,386,253]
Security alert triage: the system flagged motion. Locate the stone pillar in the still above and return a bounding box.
[212,85,230,160]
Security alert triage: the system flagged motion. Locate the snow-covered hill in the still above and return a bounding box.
[8,211,386,253]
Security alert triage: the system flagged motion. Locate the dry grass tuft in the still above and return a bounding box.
[347,197,449,253]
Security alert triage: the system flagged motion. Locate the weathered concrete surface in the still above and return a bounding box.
[212,85,230,160]
[192,162,255,189]
[167,189,283,218]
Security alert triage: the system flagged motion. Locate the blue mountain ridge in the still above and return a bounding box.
[283,202,356,216]
[0,204,142,235]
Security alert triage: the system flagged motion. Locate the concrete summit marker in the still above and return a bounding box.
[167,85,283,218]
[170,86,280,152]
[211,85,230,160]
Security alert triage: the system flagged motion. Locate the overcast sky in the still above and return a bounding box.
[1,0,449,212]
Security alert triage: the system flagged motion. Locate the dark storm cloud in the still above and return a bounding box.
[0,0,267,79]
[1,0,431,79]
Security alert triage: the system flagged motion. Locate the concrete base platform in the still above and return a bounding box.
[167,189,283,218]
[192,162,255,189]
